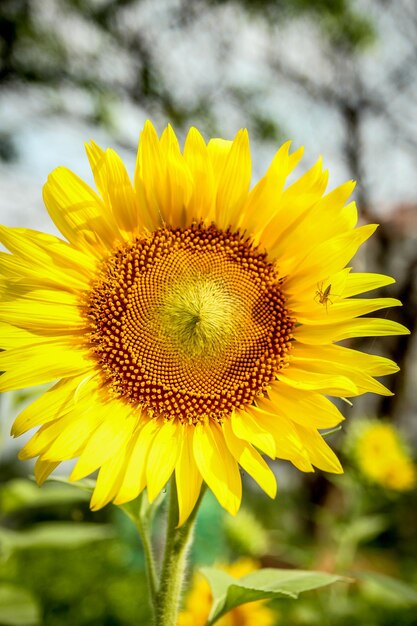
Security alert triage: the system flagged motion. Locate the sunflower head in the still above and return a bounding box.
[351,420,416,491]
[85,222,293,424]
[0,121,408,524]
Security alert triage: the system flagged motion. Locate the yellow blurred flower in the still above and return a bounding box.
[355,421,416,491]
[178,559,276,626]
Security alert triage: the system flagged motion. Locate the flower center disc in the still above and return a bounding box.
[86,224,294,423]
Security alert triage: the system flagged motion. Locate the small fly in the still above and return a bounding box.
[315,282,333,311]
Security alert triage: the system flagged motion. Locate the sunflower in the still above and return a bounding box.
[1,122,407,524]
[352,420,415,491]
[178,559,276,626]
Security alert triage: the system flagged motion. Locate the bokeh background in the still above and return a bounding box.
[1,1,417,625]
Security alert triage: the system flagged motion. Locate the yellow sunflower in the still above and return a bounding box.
[178,559,276,626]
[353,420,416,491]
[1,122,407,524]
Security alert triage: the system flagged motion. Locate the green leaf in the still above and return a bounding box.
[0,522,113,552]
[339,516,388,545]
[357,571,417,607]
[44,476,96,492]
[202,570,237,620]
[202,567,348,624]
[0,584,41,625]
[0,479,90,515]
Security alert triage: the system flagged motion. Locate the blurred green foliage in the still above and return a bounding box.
[0,478,151,625]
[0,584,40,626]
[1,461,416,626]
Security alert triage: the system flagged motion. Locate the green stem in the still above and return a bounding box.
[119,495,160,619]
[135,496,159,609]
[155,479,206,626]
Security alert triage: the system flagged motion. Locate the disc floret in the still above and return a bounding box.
[86,224,294,423]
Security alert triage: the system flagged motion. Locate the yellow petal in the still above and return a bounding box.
[175,425,203,526]
[284,224,378,290]
[0,343,90,391]
[265,383,345,429]
[285,268,349,312]
[19,409,97,460]
[89,144,153,233]
[113,417,158,505]
[1,286,78,305]
[231,409,276,458]
[193,421,241,516]
[248,405,313,472]
[85,140,111,205]
[146,419,181,503]
[260,156,327,252]
[241,141,300,236]
[0,254,83,294]
[11,375,85,436]
[343,272,396,297]
[70,407,135,480]
[278,366,358,396]
[0,225,94,270]
[0,253,27,280]
[222,419,277,498]
[291,296,401,325]
[159,125,194,226]
[103,148,141,232]
[21,228,96,273]
[212,129,251,229]
[90,447,128,510]
[207,137,233,184]
[24,381,106,460]
[291,343,399,377]
[183,127,215,222]
[134,120,165,229]
[0,323,41,351]
[136,122,193,227]
[313,181,357,225]
[34,458,60,485]
[288,354,393,397]
[294,317,409,345]
[0,298,84,332]
[295,424,343,474]
[0,226,92,289]
[284,156,327,200]
[2,287,80,305]
[270,182,356,265]
[43,167,121,254]
[42,414,102,462]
